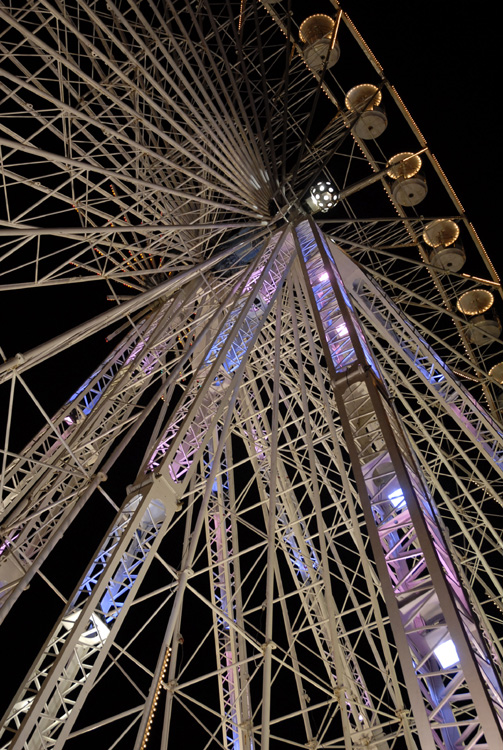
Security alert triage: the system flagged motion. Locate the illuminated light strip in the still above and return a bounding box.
[461,273,501,287]
[469,221,501,283]
[451,368,483,384]
[341,11,383,72]
[140,646,172,750]
[388,84,427,146]
[429,152,464,212]
[331,9,342,49]
[238,0,245,31]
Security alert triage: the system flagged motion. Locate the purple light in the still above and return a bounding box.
[319,271,329,282]
[336,323,348,337]
[0,533,19,555]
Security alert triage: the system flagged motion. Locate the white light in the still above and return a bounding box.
[310,180,336,212]
[319,272,329,281]
[336,323,348,337]
[434,639,459,668]
[388,488,405,508]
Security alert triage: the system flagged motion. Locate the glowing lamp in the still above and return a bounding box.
[388,488,405,508]
[299,14,335,44]
[457,289,494,316]
[489,362,503,383]
[345,84,381,112]
[299,15,340,71]
[387,152,422,180]
[422,219,459,248]
[310,180,336,212]
[434,639,459,668]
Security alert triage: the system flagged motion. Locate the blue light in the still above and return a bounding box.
[388,489,405,508]
[435,639,459,668]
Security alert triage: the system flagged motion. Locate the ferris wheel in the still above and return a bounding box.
[1,1,503,749]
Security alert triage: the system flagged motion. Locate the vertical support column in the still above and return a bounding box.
[1,227,296,750]
[295,217,503,750]
[133,226,298,748]
[0,282,201,622]
[235,324,393,749]
[205,434,254,750]
[1,485,178,750]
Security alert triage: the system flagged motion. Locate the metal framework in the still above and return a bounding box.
[1,1,503,749]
